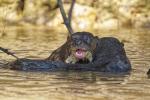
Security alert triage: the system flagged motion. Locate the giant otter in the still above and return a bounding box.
[47,32,131,73]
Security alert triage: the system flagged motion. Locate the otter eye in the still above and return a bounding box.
[72,38,81,45]
[84,37,91,44]
[82,36,89,43]
[86,38,91,44]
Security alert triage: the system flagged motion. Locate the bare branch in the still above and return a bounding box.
[68,0,75,25]
[57,0,74,37]
[0,47,19,60]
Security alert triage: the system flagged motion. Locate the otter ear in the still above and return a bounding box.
[91,37,98,49]
[95,36,99,39]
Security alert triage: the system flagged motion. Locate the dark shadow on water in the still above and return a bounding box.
[46,71,130,84]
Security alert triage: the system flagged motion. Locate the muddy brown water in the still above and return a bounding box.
[0,27,150,100]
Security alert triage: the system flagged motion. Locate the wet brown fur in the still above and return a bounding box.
[47,32,97,63]
[47,32,131,72]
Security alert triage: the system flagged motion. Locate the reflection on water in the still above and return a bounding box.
[0,27,150,100]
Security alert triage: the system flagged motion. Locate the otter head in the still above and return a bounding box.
[65,32,97,64]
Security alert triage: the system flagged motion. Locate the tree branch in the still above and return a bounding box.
[0,47,19,60]
[68,0,75,25]
[57,0,75,37]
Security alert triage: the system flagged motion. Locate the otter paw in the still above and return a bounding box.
[65,55,77,64]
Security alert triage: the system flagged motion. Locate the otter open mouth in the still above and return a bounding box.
[74,49,92,64]
[74,49,86,59]
[65,49,93,64]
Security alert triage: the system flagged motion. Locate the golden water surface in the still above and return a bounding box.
[0,27,150,100]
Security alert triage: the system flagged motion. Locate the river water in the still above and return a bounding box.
[0,27,150,100]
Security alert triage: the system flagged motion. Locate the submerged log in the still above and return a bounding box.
[3,58,99,72]
[5,58,67,71]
